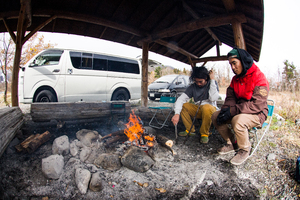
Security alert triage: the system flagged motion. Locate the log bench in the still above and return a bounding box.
[30,101,132,122]
[0,107,24,157]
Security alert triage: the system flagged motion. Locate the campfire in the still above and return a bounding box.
[123,110,156,151]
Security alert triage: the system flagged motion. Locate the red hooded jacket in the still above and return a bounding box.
[222,63,269,125]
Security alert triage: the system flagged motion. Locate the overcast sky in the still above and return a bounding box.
[41,0,300,79]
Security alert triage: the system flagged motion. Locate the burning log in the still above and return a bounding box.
[15,131,51,153]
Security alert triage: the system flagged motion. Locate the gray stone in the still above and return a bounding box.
[42,154,64,179]
[94,153,122,171]
[76,129,100,147]
[75,168,91,194]
[148,144,174,162]
[52,135,70,155]
[70,140,79,156]
[86,164,98,173]
[121,146,155,173]
[80,147,92,162]
[84,144,105,164]
[89,172,103,192]
[267,153,276,161]
[207,180,214,186]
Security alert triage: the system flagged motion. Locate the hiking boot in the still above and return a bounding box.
[178,130,196,137]
[217,144,238,155]
[200,136,209,144]
[230,149,250,165]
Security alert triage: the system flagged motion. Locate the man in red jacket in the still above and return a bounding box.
[211,47,269,165]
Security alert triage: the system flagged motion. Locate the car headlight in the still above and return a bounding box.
[158,89,170,93]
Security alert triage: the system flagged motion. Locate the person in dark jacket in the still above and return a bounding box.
[211,47,269,165]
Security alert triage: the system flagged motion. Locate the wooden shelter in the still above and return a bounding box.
[0,0,264,107]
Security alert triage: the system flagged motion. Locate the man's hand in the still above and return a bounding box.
[216,107,231,125]
[171,114,180,126]
[209,69,215,80]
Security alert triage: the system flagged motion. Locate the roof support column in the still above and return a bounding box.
[231,19,246,50]
[11,3,27,106]
[141,42,149,107]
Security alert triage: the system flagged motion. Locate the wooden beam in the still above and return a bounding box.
[191,56,227,64]
[34,10,146,38]
[22,15,56,45]
[141,42,149,107]
[21,0,32,27]
[216,41,220,57]
[2,18,16,43]
[222,0,246,50]
[139,13,246,43]
[155,39,198,59]
[182,0,221,46]
[222,0,236,12]
[231,19,246,49]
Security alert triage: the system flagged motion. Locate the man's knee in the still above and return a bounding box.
[211,110,220,122]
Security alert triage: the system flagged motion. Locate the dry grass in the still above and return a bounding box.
[268,90,300,122]
[0,92,11,107]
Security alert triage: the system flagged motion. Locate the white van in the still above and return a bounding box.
[18,48,141,103]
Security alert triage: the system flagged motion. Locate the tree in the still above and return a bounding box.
[173,68,180,74]
[282,60,298,92]
[0,32,55,106]
[0,34,14,106]
[154,66,162,78]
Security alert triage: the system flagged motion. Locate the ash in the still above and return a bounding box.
[0,115,298,199]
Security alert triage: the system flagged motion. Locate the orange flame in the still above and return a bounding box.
[124,110,144,143]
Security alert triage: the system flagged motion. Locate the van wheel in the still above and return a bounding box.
[149,97,155,101]
[111,89,129,101]
[34,90,57,102]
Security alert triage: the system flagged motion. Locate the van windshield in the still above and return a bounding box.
[31,50,63,66]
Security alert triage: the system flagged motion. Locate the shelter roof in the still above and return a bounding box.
[0,0,264,64]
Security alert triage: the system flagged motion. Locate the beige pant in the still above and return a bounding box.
[211,110,261,151]
[181,103,216,137]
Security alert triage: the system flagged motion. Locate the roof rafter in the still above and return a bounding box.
[138,12,247,44]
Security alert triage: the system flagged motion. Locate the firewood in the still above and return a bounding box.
[15,131,51,153]
[105,135,128,148]
[100,130,125,141]
[15,134,36,152]
[155,134,176,155]
[26,131,51,153]
[155,134,173,147]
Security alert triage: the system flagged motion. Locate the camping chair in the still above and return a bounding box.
[249,99,275,157]
[148,93,176,129]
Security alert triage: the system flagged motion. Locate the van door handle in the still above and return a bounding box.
[68,69,73,74]
[53,69,60,73]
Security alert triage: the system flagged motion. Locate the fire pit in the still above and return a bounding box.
[0,108,262,199]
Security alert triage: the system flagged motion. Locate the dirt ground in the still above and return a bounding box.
[0,104,299,200]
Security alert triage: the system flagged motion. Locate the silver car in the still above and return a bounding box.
[148,74,191,100]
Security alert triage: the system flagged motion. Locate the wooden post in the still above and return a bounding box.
[141,42,149,107]
[216,41,220,57]
[231,19,246,50]
[11,4,27,106]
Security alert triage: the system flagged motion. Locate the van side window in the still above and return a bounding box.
[31,50,63,67]
[93,54,108,71]
[70,52,93,69]
[108,58,139,74]
[70,52,81,68]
